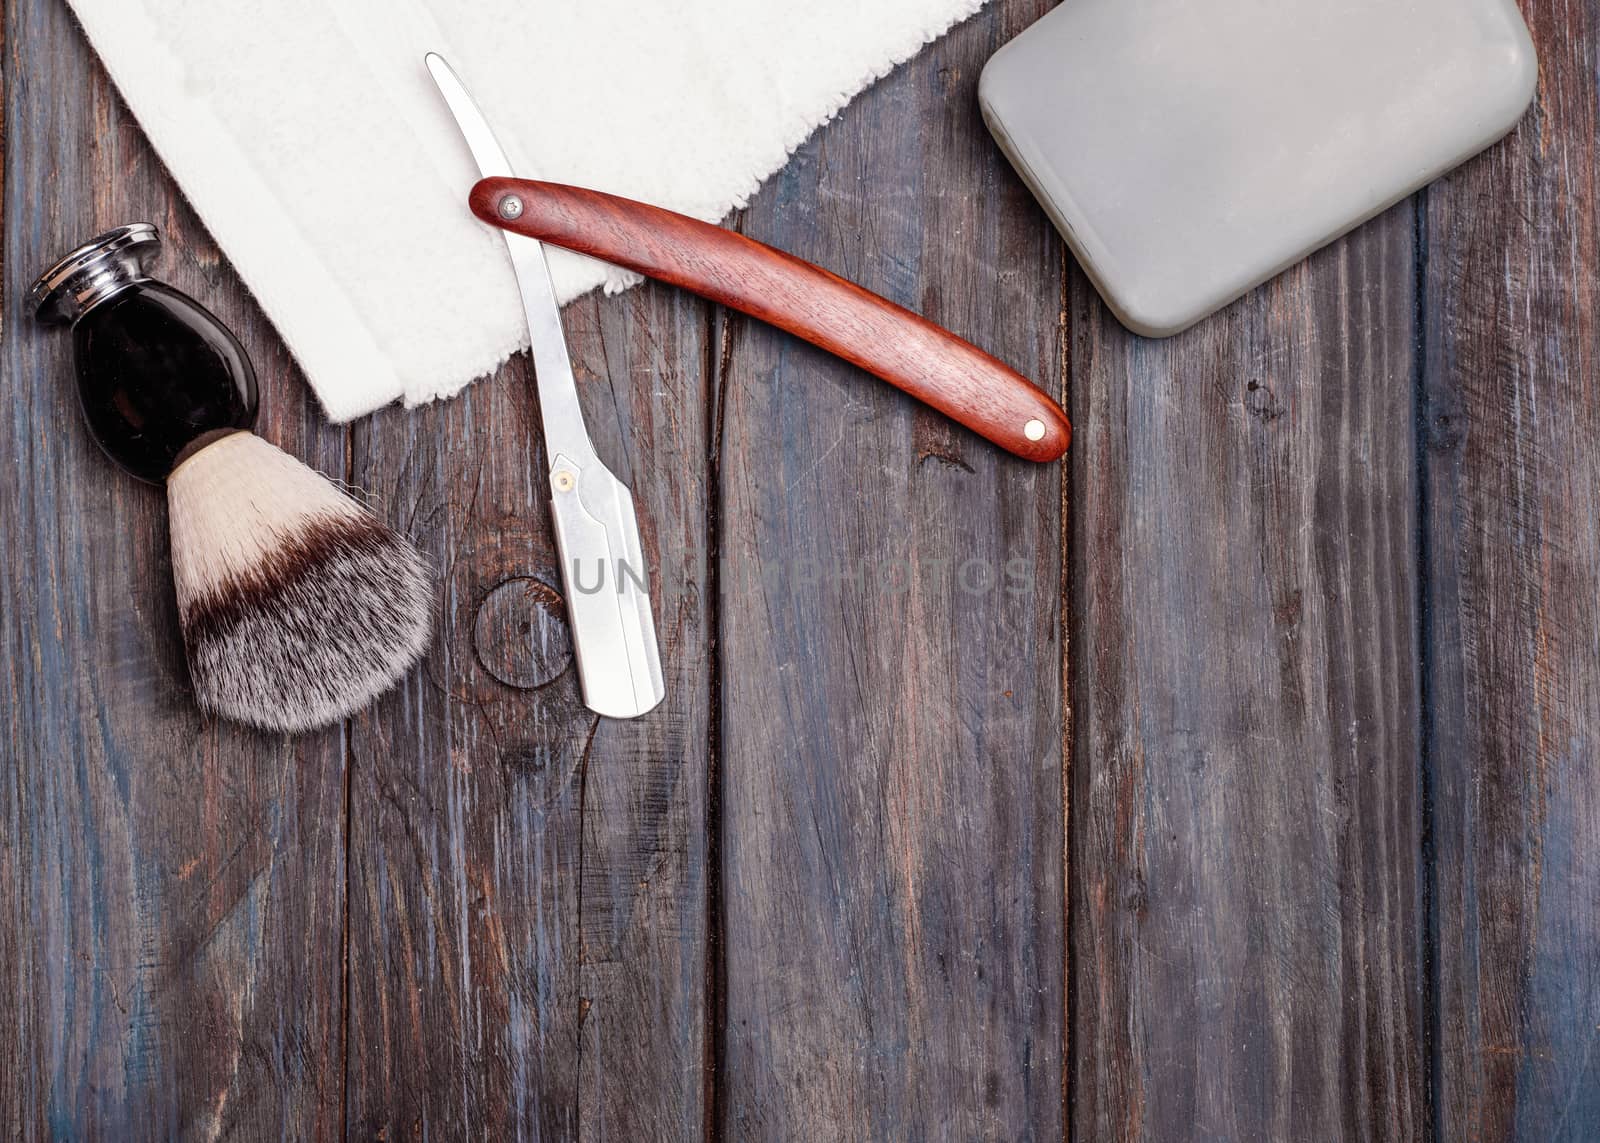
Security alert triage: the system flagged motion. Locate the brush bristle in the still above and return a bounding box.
[167,431,432,733]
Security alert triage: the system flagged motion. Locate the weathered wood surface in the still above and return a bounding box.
[342,281,712,1138]
[4,0,1600,1139]
[1071,194,1427,1139]
[1422,0,1600,1137]
[717,2,1066,1137]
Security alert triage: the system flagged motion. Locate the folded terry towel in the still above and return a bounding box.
[66,0,987,421]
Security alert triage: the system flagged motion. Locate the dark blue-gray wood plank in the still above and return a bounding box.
[1068,151,1427,1141]
[0,1,349,1136]
[1422,0,1600,1136]
[717,4,1068,1137]
[341,283,712,1136]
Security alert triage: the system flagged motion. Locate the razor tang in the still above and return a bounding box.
[427,53,664,719]
[545,451,662,718]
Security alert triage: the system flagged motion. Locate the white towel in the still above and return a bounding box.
[65,0,986,421]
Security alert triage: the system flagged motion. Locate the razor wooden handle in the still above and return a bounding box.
[470,177,1070,463]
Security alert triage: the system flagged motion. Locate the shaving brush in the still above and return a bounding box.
[32,224,432,733]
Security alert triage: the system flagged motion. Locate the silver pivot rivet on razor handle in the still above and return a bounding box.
[498,195,524,220]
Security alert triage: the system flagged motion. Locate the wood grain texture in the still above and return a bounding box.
[1422,0,1600,1136]
[11,0,1600,1138]
[1069,183,1427,1137]
[1,1,349,1136]
[717,6,1068,1137]
[471,177,1071,463]
[341,280,711,1137]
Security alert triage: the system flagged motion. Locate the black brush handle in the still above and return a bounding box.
[73,282,259,483]
[33,226,258,484]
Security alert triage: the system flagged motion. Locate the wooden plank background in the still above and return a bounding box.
[718,4,1065,1137]
[1071,179,1427,1140]
[1,0,1596,1139]
[1422,0,1600,1136]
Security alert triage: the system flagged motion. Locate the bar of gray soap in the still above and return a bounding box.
[980,0,1537,337]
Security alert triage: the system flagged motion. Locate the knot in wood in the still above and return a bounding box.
[472,576,573,689]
